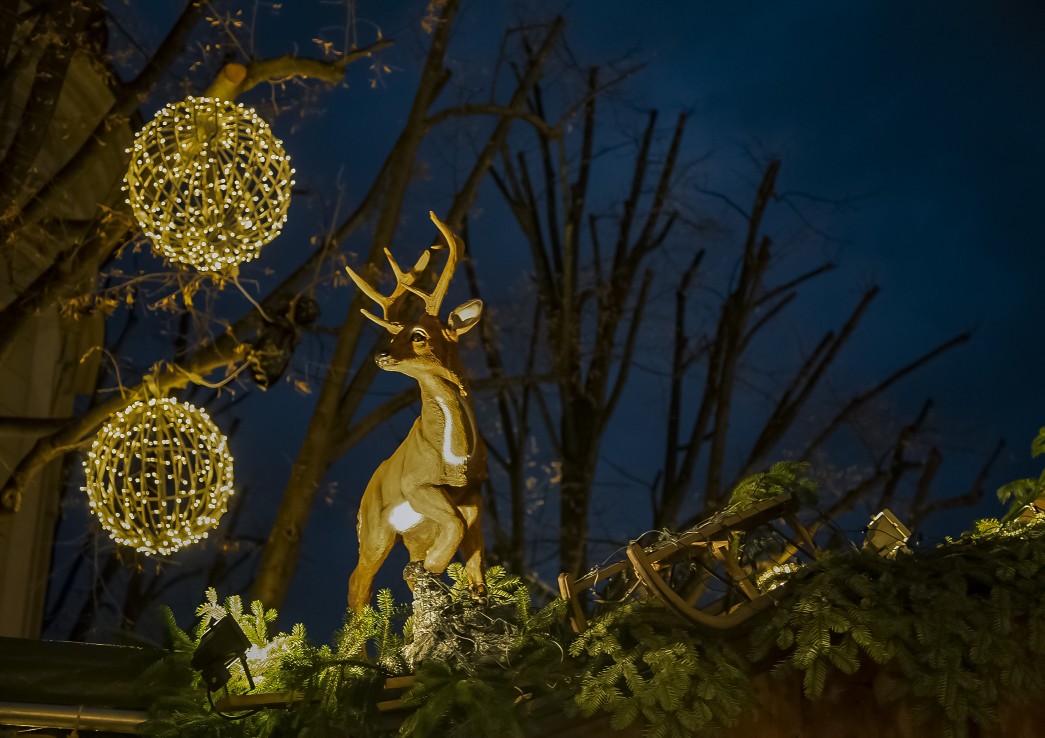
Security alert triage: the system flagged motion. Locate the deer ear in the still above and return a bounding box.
[448,299,483,335]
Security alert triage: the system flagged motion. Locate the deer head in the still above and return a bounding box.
[345,212,483,387]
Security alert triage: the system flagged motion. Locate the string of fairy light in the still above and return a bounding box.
[81,95,295,554]
[124,96,295,273]
[82,398,235,556]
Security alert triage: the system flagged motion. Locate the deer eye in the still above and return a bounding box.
[411,330,427,344]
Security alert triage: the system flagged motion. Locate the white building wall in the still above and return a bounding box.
[0,40,130,637]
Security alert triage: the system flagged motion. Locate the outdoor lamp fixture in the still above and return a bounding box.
[191,616,255,692]
[863,509,912,558]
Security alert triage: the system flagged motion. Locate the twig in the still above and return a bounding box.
[800,331,971,460]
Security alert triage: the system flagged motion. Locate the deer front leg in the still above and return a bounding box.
[349,482,396,613]
[349,522,395,613]
[403,484,465,573]
[348,522,395,613]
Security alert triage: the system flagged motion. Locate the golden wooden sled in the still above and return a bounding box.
[558,492,821,633]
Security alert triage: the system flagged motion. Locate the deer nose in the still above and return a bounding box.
[375,351,392,367]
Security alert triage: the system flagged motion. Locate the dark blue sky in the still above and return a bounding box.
[566,0,1045,434]
[564,0,1045,491]
[92,0,1045,638]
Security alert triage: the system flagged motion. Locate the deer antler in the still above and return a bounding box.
[402,211,462,317]
[345,248,431,334]
[345,212,463,331]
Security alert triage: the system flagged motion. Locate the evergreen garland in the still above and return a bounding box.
[145,568,568,737]
[142,437,1045,738]
[749,524,1045,737]
[145,588,405,737]
[570,601,749,737]
[997,426,1045,520]
[724,460,819,511]
[568,518,1045,738]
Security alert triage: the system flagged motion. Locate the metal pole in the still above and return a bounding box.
[0,702,147,734]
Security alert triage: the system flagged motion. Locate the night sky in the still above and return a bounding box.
[66,0,1045,639]
[554,0,1045,524]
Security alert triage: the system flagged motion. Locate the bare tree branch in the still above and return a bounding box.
[757,261,835,306]
[875,398,933,510]
[425,103,554,135]
[0,207,134,362]
[206,39,393,99]
[800,330,971,461]
[912,447,943,513]
[0,338,248,513]
[600,269,652,435]
[741,286,880,475]
[912,438,1004,526]
[329,388,419,459]
[655,248,705,529]
[703,160,780,505]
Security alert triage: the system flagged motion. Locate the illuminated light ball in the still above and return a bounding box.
[124,96,295,273]
[82,397,235,555]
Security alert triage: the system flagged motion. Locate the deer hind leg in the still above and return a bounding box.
[402,484,464,574]
[402,524,437,585]
[456,497,486,595]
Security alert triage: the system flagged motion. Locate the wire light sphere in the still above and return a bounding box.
[124,96,295,273]
[82,397,235,556]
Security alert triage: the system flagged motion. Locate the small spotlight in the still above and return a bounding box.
[191,616,255,692]
[1015,496,1045,523]
[863,509,912,558]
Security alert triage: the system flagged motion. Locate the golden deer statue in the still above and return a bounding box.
[345,212,486,613]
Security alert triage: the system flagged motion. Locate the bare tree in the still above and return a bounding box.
[480,61,973,585]
[483,57,686,581]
